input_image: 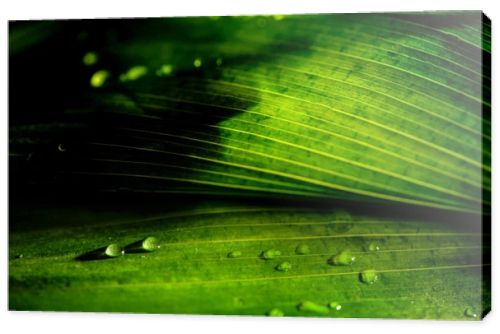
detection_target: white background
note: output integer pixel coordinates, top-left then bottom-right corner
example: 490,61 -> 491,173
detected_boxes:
0,0 -> 498,333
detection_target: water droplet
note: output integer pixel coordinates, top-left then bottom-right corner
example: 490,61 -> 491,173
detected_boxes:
297,301 -> 329,314
227,250 -> 242,258
120,66 -> 148,82
216,58 -> 223,66
57,144 -> 66,152
90,70 -> 110,88
105,244 -> 123,257
273,15 -> 285,21
368,241 -> 381,252
295,244 -> 310,255
124,236 -> 160,253
77,244 -> 124,261
330,209 -> 353,233
360,269 -> 379,284
328,302 -> 342,311
275,261 -> 292,272
260,249 -> 281,260
193,58 -> 202,68
267,308 -> 284,317
156,64 -> 173,77
82,52 -> 98,66
329,250 -> 356,266
142,237 -> 160,251
464,307 -> 478,318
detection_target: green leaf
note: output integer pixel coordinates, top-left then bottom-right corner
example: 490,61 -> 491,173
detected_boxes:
9,12 -> 490,212
9,11 -> 490,319
9,203 -> 489,319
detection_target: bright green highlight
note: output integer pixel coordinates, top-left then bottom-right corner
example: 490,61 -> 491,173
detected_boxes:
260,249 -> 281,260
297,301 -> 329,314
368,241 -> 381,252
464,307 -> 478,318
120,66 -> 148,82
330,250 -> 356,266
142,237 -> 160,252
360,269 -> 379,284
104,244 -> 123,257
90,70 -> 110,88
193,58 -> 202,68
9,204 -> 486,318
267,308 -> 284,316
8,12 -> 489,319
275,261 -> 292,272
156,64 -> 173,77
227,250 -> 242,258
328,302 -> 342,311
82,51 -> 98,66
295,244 -> 310,255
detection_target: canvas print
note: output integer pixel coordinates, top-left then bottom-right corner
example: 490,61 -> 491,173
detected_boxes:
9,11 -> 491,319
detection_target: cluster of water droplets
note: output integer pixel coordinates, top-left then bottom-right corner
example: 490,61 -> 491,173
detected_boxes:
83,49 -> 224,89
258,209 -> 385,316
76,236 -> 160,261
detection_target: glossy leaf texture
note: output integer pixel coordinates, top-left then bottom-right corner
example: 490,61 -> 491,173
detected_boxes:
9,11 -> 491,319
9,203 -> 490,318
9,12 -> 491,212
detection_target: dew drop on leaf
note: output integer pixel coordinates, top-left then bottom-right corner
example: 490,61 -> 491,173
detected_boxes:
328,302 -> 342,311
104,244 -> 123,257
295,244 -> 310,255
142,236 -> 160,252
82,51 -> 98,66
120,66 -> 148,82
124,236 -> 160,253
360,269 -> 379,284
275,261 -> 292,272
57,144 -> 66,152
297,301 -> 329,314
329,250 -> 355,266
261,249 -> 281,260
368,241 -> 381,252
267,308 -> 284,316
90,70 -> 110,88
156,64 -> 173,77
464,307 -> 478,318
193,58 -> 202,68
227,250 -> 242,258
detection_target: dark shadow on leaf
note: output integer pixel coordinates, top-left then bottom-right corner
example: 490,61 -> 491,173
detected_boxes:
9,17 -> 315,204
75,245 -> 123,261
